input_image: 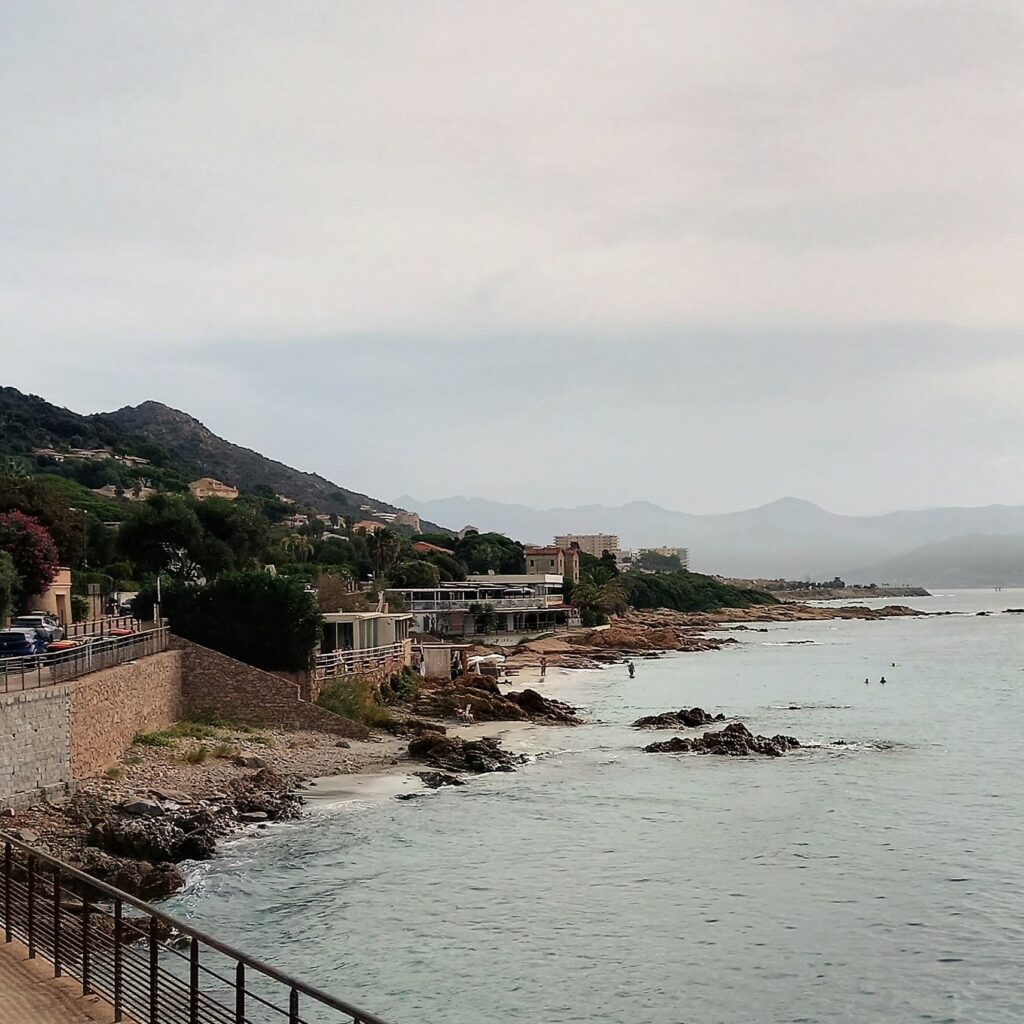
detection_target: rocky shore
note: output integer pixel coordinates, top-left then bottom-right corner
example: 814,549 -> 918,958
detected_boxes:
4,674 -> 579,900
489,601 -> 923,671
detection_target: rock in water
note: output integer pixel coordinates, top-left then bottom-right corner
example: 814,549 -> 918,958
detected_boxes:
408,733 -> 524,773
632,707 -> 726,729
414,771 -> 466,789
644,722 -> 801,757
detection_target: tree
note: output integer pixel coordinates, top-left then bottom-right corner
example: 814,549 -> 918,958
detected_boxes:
0,474 -> 88,566
0,511 -> 59,610
390,559 -> 441,588
148,572 -> 322,672
454,532 -> 525,574
636,550 -> 683,573
0,552 -> 19,623
282,533 -> 313,563
367,529 -> 403,582
118,494 -> 202,577
570,567 -> 628,626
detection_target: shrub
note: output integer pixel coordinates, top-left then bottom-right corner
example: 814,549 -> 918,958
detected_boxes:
317,676 -> 398,729
211,742 -> 239,759
181,746 -> 209,764
0,511 -> 59,609
133,730 -> 173,747
153,572 -> 322,672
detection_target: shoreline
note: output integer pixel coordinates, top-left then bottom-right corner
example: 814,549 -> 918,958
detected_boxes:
2,600 -> 926,900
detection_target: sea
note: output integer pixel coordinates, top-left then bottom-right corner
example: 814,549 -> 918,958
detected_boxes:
168,590 -> 1024,1024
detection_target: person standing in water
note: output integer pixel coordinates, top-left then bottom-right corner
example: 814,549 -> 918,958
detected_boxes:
627,660 -> 636,679
540,655 -> 547,678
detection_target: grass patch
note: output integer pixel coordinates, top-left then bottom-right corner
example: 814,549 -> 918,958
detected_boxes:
249,735 -> 273,747
317,675 -> 398,729
133,730 -> 174,747
180,746 -> 210,765
165,721 -> 218,740
211,742 -> 239,760
105,766 -> 124,780
123,754 -> 144,765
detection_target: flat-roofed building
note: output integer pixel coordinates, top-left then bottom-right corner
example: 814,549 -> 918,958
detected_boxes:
553,534 -> 620,558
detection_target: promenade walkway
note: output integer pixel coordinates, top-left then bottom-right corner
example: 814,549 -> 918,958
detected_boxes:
0,940 -> 108,1024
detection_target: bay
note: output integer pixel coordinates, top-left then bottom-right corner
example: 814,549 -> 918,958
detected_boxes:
169,590 -> 1024,1024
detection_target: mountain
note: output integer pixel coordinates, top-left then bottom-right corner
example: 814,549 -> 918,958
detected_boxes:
1,387 -> 445,531
396,494 -> 1024,581
851,534 -> 1024,588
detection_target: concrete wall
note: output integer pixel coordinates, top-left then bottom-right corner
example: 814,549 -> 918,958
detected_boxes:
176,640 -> 369,739
0,686 -> 71,809
69,650 -> 183,779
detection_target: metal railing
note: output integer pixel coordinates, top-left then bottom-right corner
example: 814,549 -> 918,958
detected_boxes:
66,615 -> 140,639
406,597 -> 561,612
0,627 -> 170,694
0,832 -> 391,1024
313,643 -> 407,680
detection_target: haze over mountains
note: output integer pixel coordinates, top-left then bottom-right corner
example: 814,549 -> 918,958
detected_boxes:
396,495 -> 1024,586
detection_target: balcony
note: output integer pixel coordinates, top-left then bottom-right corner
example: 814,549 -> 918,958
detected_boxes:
314,641 -> 409,680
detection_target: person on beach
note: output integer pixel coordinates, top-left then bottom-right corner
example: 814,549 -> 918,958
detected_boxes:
540,655 -> 547,677
627,660 -> 636,679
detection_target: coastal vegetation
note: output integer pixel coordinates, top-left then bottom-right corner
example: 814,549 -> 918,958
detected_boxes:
137,574 -> 323,672
623,571 -> 777,613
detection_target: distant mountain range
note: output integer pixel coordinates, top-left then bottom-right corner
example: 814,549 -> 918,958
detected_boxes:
0,387 -> 444,531
396,494 -> 1024,586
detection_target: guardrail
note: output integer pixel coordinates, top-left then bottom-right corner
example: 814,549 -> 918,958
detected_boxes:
406,598 -> 561,612
66,615 -> 140,639
314,643 -> 407,680
0,627 -> 170,694
0,831 -> 391,1024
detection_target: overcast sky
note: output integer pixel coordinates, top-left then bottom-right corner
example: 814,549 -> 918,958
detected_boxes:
2,1 -> 1023,515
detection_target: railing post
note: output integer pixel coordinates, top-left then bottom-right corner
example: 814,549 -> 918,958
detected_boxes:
149,914 -> 160,1022
81,895 -> 91,994
52,866 -> 61,976
27,854 -> 36,957
189,937 -> 199,1024
289,985 -> 299,1024
113,899 -> 123,1022
235,961 -> 245,1024
3,842 -> 10,943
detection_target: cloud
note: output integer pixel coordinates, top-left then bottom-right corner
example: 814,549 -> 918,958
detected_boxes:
1,0 -> 1023,352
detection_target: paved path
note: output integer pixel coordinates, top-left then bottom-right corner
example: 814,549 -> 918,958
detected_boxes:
0,940 -> 108,1023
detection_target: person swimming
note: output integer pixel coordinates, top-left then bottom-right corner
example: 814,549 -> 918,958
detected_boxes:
864,677 -> 870,684
880,676 -> 887,684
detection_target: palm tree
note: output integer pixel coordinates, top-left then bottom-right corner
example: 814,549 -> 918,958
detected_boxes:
368,529 -> 403,582
283,533 -> 312,563
570,567 -> 628,623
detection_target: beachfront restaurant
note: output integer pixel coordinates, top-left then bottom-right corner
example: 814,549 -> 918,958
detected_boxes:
386,575 -> 577,638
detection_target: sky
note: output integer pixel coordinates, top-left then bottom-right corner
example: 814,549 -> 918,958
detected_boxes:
2,1 -> 1023,515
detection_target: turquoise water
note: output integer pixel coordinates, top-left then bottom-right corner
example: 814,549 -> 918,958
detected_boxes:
171,591 -> 1024,1023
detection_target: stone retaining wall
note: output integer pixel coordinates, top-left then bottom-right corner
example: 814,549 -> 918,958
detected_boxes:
175,640 -> 369,739
0,686 -> 71,809
69,650 -> 183,779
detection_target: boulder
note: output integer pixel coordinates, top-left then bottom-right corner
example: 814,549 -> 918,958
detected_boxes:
644,722 -> 801,758
632,707 -> 725,729
232,755 -> 268,770
120,798 -> 165,817
407,734 -> 523,773
413,771 -> 466,789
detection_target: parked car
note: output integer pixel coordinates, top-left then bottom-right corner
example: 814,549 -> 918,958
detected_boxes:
11,614 -> 65,643
0,628 -> 45,658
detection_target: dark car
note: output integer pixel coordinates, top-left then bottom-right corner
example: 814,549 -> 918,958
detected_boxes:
0,628 -> 44,658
